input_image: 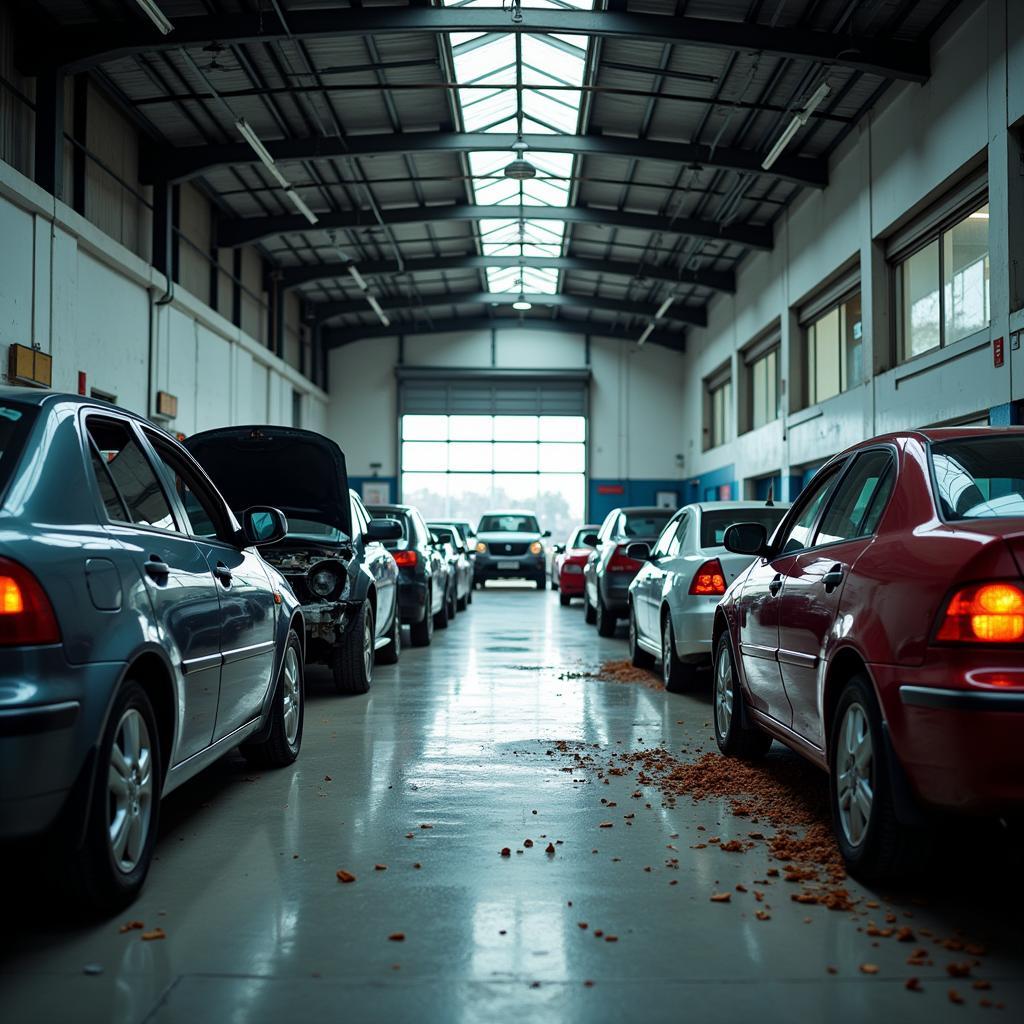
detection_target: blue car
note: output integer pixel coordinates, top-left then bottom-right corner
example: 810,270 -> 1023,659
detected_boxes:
0,388 -> 304,911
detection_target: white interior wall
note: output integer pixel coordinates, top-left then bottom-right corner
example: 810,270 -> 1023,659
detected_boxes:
681,0 -> 1023,493
325,328 -> 686,483
0,159 -> 326,435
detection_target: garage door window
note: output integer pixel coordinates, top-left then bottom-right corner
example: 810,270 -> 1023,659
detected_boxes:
401,414 -> 585,540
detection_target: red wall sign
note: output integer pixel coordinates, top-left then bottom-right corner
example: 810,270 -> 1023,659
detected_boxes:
994,336 -> 1005,368
597,484 -> 625,495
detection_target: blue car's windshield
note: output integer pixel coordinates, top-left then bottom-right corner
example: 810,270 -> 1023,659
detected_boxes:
479,514 -> 540,533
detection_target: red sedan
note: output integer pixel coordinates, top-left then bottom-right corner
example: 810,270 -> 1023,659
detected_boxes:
714,428 -> 1024,879
554,525 -> 599,606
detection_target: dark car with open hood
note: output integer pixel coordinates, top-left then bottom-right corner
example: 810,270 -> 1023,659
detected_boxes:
186,427 -> 403,694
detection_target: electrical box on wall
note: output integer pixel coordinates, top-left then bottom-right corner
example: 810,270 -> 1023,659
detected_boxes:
7,344 -> 52,389
153,391 -> 178,421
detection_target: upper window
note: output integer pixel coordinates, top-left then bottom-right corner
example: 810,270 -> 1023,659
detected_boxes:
749,347 -> 779,430
894,198 -> 990,363
621,509 -> 675,539
651,514 -> 684,558
778,465 -> 842,553
805,291 -> 862,406
705,371 -> 732,450
931,437 -> 1024,520
144,431 -> 225,540
85,418 -> 176,531
815,451 -> 895,545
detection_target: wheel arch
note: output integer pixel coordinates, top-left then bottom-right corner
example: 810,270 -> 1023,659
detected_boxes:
124,650 -> 176,781
822,645 -> 876,757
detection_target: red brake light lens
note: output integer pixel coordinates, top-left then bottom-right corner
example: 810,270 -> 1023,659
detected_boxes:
607,545 -> 641,573
0,558 -> 61,646
393,549 -> 418,568
936,582 -> 1024,643
689,558 -> 727,596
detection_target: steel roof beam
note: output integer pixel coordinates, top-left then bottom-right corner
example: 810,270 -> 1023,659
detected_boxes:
218,201 -> 773,250
142,129 -> 826,189
280,254 -> 735,293
321,315 -> 685,352
35,10 -> 929,83
313,290 -> 707,326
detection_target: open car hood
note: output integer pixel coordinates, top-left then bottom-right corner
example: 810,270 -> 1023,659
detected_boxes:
185,426 -> 351,537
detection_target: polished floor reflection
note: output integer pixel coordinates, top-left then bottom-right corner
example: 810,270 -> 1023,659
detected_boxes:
2,586 -> 1023,1023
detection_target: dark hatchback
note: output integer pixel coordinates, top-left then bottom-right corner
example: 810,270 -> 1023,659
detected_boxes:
186,428 -> 402,694
367,503 -> 450,646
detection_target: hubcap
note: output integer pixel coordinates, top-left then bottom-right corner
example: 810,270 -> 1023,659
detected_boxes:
107,708 -> 154,874
282,646 -> 300,747
363,614 -> 374,681
836,702 -> 874,847
714,646 -> 734,739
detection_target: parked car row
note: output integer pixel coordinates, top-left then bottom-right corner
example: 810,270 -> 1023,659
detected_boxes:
560,427 -> 1024,880
0,388 -> 475,912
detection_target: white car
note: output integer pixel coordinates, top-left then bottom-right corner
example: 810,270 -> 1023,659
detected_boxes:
626,501 -> 791,691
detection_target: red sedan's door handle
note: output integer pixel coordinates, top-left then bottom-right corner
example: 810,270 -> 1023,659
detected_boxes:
822,564 -> 844,593
768,574 -> 783,596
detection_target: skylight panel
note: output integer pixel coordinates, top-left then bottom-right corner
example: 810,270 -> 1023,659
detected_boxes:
445,0 -> 596,303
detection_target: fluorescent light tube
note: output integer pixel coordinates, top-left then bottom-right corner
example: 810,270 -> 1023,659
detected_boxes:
285,189 -> 318,225
236,118 -> 278,169
366,294 -> 390,327
347,265 -> 369,291
654,295 -> 675,319
135,0 -> 173,35
637,323 -> 655,347
762,82 -> 832,171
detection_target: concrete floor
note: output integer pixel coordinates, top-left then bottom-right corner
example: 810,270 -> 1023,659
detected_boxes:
2,586 -> 1023,1023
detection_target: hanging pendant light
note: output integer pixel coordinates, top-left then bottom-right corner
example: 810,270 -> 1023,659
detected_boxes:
504,136 -> 537,181
513,293 -> 532,311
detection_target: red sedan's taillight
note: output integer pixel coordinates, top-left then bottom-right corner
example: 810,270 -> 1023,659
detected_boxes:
607,546 -> 641,573
393,549 -> 418,568
689,558 -> 727,596
936,582 -> 1024,643
0,557 -> 61,646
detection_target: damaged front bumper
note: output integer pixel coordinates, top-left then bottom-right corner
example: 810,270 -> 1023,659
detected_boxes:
299,600 -> 361,645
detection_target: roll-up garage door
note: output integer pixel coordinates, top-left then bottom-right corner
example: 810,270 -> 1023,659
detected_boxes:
396,369 -> 589,418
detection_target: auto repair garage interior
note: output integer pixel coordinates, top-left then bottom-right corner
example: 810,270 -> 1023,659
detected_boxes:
2,0 -> 1024,1021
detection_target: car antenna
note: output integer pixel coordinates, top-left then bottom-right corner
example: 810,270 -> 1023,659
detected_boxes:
765,482 -> 775,507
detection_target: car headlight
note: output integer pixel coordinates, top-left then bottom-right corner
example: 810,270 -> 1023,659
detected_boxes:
476,542 -> 487,553
530,541 -> 543,555
308,560 -> 345,599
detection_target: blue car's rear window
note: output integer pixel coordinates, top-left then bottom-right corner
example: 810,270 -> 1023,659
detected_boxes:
0,402 -> 36,497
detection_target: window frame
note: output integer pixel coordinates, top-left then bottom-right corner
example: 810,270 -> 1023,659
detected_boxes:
888,174 -> 990,366
800,280 -> 862,408
773,461 -> 848,556
81,413 -> 182,537
651,512 -> 684,558
141,428 -> 235,545
926,434 -> 1024,523
811,448 -> 897,548
704,364 -> 733,451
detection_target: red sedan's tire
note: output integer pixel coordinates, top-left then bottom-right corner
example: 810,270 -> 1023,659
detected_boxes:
559,593 -> 571,607
828,674 -> 926,881
713,635 -> 772,760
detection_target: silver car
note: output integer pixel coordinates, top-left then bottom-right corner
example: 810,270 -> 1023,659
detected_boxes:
626,501 -> 790,691
0,388 -> 304,911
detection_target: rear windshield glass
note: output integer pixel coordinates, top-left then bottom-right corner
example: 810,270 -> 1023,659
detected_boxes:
701,508 -> 789,547
0,402 -> 34,494
479,514 -> 540,533
368,509 -> 411,541
431,525 -> 456,544
931,437 -> 1024,519
570,527 -> 596,548
621,511 -> 674,537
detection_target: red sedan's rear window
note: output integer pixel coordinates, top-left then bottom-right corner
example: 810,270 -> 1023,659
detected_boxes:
931,437 -> 1024,519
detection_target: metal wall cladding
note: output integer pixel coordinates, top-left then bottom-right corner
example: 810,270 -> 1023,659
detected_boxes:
399,379 -> 587,418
